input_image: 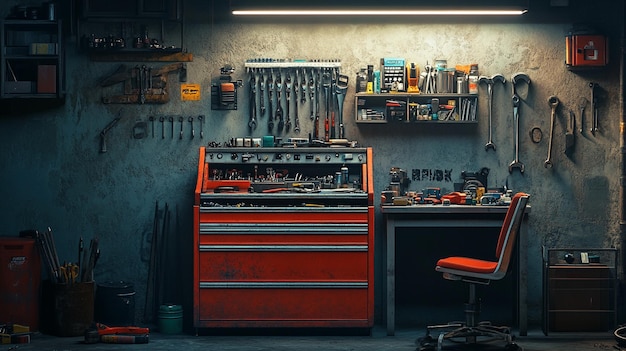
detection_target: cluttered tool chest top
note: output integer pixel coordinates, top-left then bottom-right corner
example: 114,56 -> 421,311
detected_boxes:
193,146 -> 374,329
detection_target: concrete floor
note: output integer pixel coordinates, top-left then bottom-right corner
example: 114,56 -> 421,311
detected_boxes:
0,326 -> 617,351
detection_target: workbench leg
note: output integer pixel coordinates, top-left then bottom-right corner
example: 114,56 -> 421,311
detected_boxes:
386,218 -> 395,336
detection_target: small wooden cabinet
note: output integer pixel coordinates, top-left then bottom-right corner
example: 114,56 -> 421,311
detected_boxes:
1,20 -> 64,99
542,247 -> 617,334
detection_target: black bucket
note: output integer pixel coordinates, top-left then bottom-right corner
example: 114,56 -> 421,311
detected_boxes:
94,281 -> 135,326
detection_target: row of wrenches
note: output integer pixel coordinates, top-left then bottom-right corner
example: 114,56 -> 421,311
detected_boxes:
246,66 -> 349,141
147,115 -> 205,139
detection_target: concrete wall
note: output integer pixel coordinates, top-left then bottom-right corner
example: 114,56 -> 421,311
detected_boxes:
0,0 -> 623,327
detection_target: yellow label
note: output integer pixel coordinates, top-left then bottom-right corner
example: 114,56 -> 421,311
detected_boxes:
181,84 -> 201,101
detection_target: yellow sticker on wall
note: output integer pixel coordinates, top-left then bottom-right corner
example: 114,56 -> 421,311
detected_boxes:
181,84 -> 201,101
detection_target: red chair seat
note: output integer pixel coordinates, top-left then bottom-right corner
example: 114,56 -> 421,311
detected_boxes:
436,256 -> 498,274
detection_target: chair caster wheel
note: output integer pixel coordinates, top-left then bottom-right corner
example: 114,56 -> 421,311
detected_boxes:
505,342 -> 521,351
416,335 -> 435,351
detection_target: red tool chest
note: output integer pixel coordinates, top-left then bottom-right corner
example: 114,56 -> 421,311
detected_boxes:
193,146 -> 374,329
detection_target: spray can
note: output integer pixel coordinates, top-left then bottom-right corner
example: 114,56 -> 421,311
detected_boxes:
366,65 -> 374,93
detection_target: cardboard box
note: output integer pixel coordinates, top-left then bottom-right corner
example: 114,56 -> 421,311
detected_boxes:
37,65 -> 56,94
5,81 -> 33,94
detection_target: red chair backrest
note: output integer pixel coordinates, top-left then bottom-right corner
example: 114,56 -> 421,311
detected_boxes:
493,192 -> 530,274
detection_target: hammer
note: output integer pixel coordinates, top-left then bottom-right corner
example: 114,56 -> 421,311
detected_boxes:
478,74 -> 505,151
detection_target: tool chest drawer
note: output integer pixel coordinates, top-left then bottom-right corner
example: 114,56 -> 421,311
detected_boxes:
193,147 -> 374,329
542,247 -> 617,335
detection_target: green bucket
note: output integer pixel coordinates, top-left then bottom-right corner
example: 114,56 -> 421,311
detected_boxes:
158,304 -> 183,334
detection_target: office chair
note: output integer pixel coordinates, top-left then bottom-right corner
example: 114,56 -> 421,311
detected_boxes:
418,192 -> 530,351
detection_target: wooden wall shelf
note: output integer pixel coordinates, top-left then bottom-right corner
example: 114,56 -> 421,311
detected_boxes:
88,51 -> 192,62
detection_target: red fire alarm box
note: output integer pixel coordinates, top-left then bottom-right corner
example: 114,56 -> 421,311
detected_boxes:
566,33 -> 608,69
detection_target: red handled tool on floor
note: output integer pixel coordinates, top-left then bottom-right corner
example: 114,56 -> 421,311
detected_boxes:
84,323 -> 149,344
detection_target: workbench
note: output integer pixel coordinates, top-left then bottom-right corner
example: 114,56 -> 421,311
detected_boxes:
381,204 -> 530,336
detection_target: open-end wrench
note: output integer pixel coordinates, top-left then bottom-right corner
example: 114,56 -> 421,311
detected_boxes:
188,116 -> 194,139
149,116 -> 155,138
509,72 -> 531,173
301,68 -> 307,105
169,116 -> 174,139
577,97 -> 587,134
309,70 -> 315,120
159,116 -> 165,139
267,70 -> 274,132
322,70 -> 331,141
198,115 -> 204,139
275,71 -> 284,132
479,74 -> 505,151
259,69 -> 266,117
248,71 -> 257,131
315,69 -> 321,139
336,74 -> 349,139
544,96 -> 560,168
285,71 -> 292,132
590,82 -> 599,135
178,116 -> 184,140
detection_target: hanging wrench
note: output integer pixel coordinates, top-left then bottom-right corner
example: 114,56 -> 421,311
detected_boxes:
509,72 -> 531,173
248,69 -> 257,131
577,97 -> 587,134
479,74 -> 505,151
301,68 -> 307,105
336,74 -> 349,139
544,96 -> 560,168
309,70 -> 315,120
188,116 -> 194,139
275,71 -> 284,132
322,69 -> 331,141
198,115 -> 204,139
267,70 -> 274,132
178,116 -> 184,139
259,69 -> 266,117
159,116 -> 165,139
285,71 -> 292,132
590,82 -> 599,135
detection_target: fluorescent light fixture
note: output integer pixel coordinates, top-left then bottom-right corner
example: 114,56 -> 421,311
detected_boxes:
233,9 -> 527,16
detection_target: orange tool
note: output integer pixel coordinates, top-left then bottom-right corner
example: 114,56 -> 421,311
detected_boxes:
84,323 -> 149,344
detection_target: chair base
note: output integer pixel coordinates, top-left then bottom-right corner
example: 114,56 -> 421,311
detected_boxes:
418,322 -> 519,351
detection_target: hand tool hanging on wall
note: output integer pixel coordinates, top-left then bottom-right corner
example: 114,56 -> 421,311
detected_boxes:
509,72 -> 531,173
544,96 -> 560,168
99,63 -> 185,104
169,116 -> 174,139
309,70 -> 315,122
322,70 -> 331,141
565,109 -> 575,153
189,116 -> 195,139
301,68 -> 307,106
100,112 -> 122,153
589,82 -> 599,135
293,70 -> 300,133
267,70 -> 275,132
478,74 -> 505,151
178,116 -> 184,140
276,70 -> 284,132
330,68 -> 337,139
316,70 -> 321,139
248,70 -> 257,131
577,97 -> 587,134
259,70 -> 266,118
336,74 -> 348,139
285,71 -> 292,132
198,115 -> 205,139
159,116 -> 165,139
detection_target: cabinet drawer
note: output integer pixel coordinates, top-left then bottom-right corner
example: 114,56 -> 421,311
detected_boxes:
548,265 -> 611,279
548,289 -> 612,310
199,249 -> 368,281
549,311 -> 613,332
198,209 -> 368,224
197,287 -> 369,322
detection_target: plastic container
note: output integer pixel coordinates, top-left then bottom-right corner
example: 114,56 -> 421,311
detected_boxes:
158,304 -> 183,334
95,281 -> 135,326
0,237 -> 41,331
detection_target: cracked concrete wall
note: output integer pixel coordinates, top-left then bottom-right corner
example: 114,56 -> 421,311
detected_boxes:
0,0 -> 623,327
